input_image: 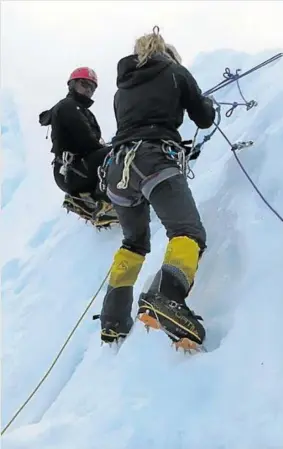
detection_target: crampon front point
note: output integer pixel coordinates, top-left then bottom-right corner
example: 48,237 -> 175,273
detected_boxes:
137,310 -> 204,353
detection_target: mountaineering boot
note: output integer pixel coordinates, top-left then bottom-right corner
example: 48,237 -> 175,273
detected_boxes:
100,286 -> 135,343
63,192 -> 101,219
62,193 -> 95,219
100,248 -> 145,343
137,236 -> 205,350
92,200 -> 120,228
62,194 -> 119,228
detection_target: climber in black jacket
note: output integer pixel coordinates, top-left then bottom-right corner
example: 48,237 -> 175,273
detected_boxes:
39,67 -> 117,225
99,28 -> 216,348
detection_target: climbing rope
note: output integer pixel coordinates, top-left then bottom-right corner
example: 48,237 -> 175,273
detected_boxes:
188,52 -> 283,224
194,52 -> 283,150
232,150 -> 283,223
116,140 -> 143,189
1,266 -> 111,436
213,122 -> 283,223
203,52 -> 283,97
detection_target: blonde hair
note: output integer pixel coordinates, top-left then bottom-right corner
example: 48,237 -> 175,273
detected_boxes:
134,26 -> 181,67
165,43 -> 182,65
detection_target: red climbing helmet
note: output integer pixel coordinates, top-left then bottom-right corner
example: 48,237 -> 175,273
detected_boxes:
67,67 -> 98,86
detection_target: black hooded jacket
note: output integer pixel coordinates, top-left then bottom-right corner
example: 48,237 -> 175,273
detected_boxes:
39,90 -> 103,157
112,54 -> 216,147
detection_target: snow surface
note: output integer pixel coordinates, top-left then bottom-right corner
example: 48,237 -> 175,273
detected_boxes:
2,49 -> 283,449
1,90 -> 27,207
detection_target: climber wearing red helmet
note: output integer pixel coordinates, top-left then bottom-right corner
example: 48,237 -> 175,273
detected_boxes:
67,67 -> 98,98
39,67 -> 118,228
68,67 -> 98,85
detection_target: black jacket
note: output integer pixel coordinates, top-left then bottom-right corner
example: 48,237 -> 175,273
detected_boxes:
39,91 -> 103,157
112,54 -> 215,147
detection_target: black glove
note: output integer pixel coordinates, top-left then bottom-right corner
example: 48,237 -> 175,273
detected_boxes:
181,140 -> 201,161
181,140 -> 193,156
188,145 -> 201,161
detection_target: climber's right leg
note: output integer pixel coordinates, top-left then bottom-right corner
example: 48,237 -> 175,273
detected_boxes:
137,173 -> 207,350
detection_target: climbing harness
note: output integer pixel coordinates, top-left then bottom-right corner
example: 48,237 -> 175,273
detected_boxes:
102,138 -> 192,192
59,151 -> 74,179
55,152 -> 88,181
188,52 -> 283,223
100,138 -> 192,194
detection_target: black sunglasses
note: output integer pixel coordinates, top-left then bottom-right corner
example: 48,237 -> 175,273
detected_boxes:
78,79 -> 96,90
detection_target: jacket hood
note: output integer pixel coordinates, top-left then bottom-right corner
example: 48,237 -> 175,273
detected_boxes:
116,54 -> 172,89
39,108 -> 53,126
38,91 -> 94,126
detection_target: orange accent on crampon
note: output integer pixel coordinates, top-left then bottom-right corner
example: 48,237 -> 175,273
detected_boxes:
174,338 -> 200,352
138,313 -> 161,330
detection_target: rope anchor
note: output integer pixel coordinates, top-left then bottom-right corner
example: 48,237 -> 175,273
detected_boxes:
232,140 -> 254,151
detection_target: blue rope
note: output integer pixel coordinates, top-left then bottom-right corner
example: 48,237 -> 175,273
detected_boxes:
203,52 -> 283,97
193,52 -> 282,150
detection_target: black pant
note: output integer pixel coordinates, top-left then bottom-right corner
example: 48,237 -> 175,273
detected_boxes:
106,141 -> 206,256
53,147 -> 109,198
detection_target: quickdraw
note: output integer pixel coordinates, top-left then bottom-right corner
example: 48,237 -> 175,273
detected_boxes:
98,140 -> 143,192
161,140 -> 189,177
97,149 -> 114,192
